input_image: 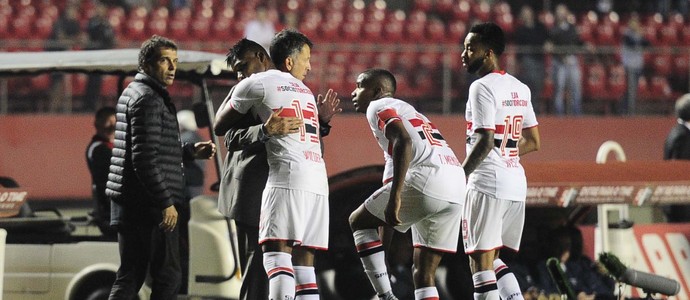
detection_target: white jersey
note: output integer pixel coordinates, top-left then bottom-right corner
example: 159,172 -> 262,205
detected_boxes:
230,69 -> 328,195
366,97 -> 465,203
465,71 -> 538,201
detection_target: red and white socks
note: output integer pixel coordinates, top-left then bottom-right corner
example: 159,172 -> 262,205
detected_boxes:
294,266 -> 319,300
494,259 -> 524,300
414,286 -> 439,300
264,251 -> 295,300
472,270 -> 499,300
353,229 -> 394,297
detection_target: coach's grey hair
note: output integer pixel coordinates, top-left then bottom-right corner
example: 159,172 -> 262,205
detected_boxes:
676,93 -> 690,121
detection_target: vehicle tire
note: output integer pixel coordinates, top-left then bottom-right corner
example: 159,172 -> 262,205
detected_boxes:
84,286 -> 110,300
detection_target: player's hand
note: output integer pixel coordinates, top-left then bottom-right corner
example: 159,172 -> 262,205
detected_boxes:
160,205 -> 178,232
317,89 -> 342,124
264,107 -> 302,136
193,140 -> 216,159
384,196 -> 402,226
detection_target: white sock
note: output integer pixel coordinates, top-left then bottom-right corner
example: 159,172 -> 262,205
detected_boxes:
294,266 -> 319,300
353,229 -> 392,296
472,270 -> 499,300
414,286 -> 439,300
494,259 -> 524,300
263,251 -> 295,300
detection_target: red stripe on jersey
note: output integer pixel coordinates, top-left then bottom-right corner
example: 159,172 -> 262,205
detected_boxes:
409,118 -> 424,127
383,177 -> 393,184
275,108 -> 297,117
356,240 -> 383,252
267,267 -> 294,277
492,70 -> 506,75
494,125 -> 505,134
302,109 -> 315,119
296,283 -> 318,291
377,108 -> 399,123
421,297 -> 439,300
466,122 -> 472,131
409,118 -> 438,129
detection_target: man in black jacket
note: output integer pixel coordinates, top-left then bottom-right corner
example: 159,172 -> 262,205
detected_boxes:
664,94 -> 690,222
106,35 -> 216,300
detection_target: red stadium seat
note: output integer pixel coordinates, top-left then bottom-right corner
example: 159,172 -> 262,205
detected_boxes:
471,1 -> 491,22
584,63 -> 607,99
384,20 -> 404,42
607,64 -> 626,100
659,24 -> 679,45
636,75 -> 651,101
362,21 -> 383,42
651,53 -> 673,77
30,74 -> 51,91
405,21 -> 426,42
680,26 -> 690,45
373,52 -> 396,70
414,0 -> 433,12
435,0 -> 454,15
595,23 -> 616,45
168,19 -> 190,41
673,54 -> 689,78
648,76 -> 672,101
451,0 -> 471,22
71,74 -> 88,97
341,22 -> 362,41
124,18 -> 147,40
495,12 -> 515,37
447,20 -> 467,43
11,16 -> 32,39
33,15 -> 54,39
426,18 -> 445,42
148,18 -> 168,36
319,21 -> 341,41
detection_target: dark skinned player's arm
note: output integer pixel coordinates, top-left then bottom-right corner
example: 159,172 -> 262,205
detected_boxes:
383,119 -> 412,225
519,126 -> 541,156
462,128 -> 494,176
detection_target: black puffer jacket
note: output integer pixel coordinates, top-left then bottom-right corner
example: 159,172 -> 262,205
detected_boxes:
106,72 -> 194,226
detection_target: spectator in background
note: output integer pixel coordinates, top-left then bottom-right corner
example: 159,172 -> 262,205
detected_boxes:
178,110 -> 206,200
620,13 -> 649,115
536,226 -> 616,300
514,5 -> 549,114
548,4 -> 583,115
85,1 -> 117,112
177,109 -> 206,294
244,5 -> 276,52
86,106 -> 117,240
663,94 -> 690,222
46,4 -> 82,112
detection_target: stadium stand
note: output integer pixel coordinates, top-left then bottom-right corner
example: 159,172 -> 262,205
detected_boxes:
1,0 -> 688,115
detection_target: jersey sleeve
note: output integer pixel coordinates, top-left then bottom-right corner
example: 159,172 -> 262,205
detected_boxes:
366,101 -> 402,135
468,81 -> 496,131
229,77 -> 265,114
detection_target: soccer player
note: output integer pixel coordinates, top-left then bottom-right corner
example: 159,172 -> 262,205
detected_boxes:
460,22 -> 541,300
349,69 -> 466,300
215,29 -> 332,300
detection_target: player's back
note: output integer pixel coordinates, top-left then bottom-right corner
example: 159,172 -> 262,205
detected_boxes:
366,97 -> 464,203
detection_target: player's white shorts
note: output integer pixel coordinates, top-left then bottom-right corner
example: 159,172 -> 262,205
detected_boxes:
364,183 -> 462,253
258,187 -> 329,250
462,188 -> 525,254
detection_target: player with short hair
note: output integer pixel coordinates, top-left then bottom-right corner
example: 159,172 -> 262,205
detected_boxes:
216,29 -> 335,300
349,69 -> 466,300
460,22 -> 541,300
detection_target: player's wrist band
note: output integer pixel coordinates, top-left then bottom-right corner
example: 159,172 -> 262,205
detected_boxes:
319,120 -> 331,137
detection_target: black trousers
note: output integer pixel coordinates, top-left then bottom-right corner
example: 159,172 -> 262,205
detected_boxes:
109,224 -> 181,300
236,222 -> 269,300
